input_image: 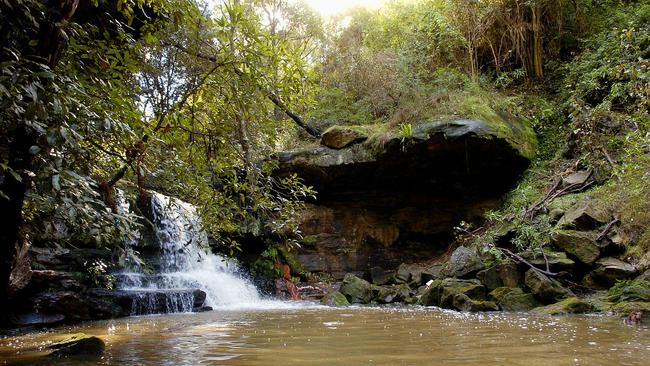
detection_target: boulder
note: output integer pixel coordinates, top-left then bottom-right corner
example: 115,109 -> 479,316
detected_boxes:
489,287 -> 540,311
441,246 -> 485,278
532,297 -> 595,315
518,250 -> 575,273
320,291 -> 351,306
369,266 -> 394,285
395,263 -> 426,285
524,269 -> 574,304
372,284 -> 411,304
320,126 -> 368,149
557,201 -> 610,231
439,278 -> 486,309
339,273 -> 372,304
417,279 -> 443,306
561,170 -> 593,188
476,262 -> 522,290
451,293 -> 499,312
48,333 -> 105,358
551,230 -> 601,264
421,264 -> 443,283
587,257 -> 637,287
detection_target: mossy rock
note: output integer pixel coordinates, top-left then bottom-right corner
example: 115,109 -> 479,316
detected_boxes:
518,250 -> 575,273
441,246 -> 485,279
557,200 -> 610,231
371,284 -> 411,304
277,118 -> 536,170
339,273 -> 372,304
525,269 -> 574,304
321,125 -> 369,149
451,293 -> 499,312
608,279 -> 650,302
489,287 -> 540,311
320,291 -> 350,306
609,301 -> 650,315
586,257 -> 637,288
417,279 -> 443,306
439,278 -> 486,309
47,333 -> 105,358
476,263 -> 522,290
532,297 -> 595,315
551,230 -> 601,265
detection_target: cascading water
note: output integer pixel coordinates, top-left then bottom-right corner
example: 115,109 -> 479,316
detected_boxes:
116,192 -> 263,314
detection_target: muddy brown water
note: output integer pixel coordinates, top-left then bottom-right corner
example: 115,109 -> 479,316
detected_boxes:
1,305 -> 649,365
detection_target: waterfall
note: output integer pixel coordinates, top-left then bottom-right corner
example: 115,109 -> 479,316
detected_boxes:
116,192 -> 262,314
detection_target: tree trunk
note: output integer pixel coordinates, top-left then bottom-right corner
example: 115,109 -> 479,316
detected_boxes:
0,0 -> 79,319
0,127 -> 34,317
531,5 -> 544,79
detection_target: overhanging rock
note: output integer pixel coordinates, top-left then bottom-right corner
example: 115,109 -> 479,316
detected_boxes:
274,118 -> 536,279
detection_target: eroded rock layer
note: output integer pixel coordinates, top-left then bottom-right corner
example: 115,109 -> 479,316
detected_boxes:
275,119 -> 536,279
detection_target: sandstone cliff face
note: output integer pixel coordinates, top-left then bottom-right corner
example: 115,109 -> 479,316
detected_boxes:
275,119 -> 536,279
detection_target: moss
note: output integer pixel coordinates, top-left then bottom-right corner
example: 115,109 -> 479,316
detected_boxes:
609,301 -> 650,315
320,291 -> 350,306
608,279 -> 650,303
532,297 -> 595,315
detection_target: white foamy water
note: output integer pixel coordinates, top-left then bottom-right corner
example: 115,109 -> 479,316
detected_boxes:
117,191 -> 292,312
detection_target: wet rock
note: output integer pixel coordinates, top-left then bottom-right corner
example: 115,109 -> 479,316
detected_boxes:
31,291 -> 88,321
557,201 -> 609,231
29,270 -> 86,292
297,282 -> 332,300
193,289 -> 207,307
476,262 -> 522,290
532,297 -> 595,315
275,278 -> 300,300
372,284 -> 411,304
421,264 -> 443,283
48,333 -> 105,358
417,279 -> 443,306
551,230 -> 601,264
10,312 -> 65,326
609,301 -> 650,320
369,266 -> 394,285
524,269 -> 574,304
441,246 -> 485,279
587,257 -> 637,287
395,263 -> 426,285
451,293 -> 499,312
321,291 -> 350,306
439,278 -> 486,309
519,250 -> 575,273
321,126 -> 368,149
193,306 -> 213,312
489,287 -> 540,311
339,273 -> 372,303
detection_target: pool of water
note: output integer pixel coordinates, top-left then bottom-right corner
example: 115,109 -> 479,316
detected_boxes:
2,305 -> 649,365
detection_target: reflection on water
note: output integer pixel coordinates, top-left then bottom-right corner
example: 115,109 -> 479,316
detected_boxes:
2,305 -> 649,366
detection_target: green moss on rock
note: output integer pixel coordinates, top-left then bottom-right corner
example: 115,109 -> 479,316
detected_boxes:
532,297 -> 595,315
320,291 -> 350,306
